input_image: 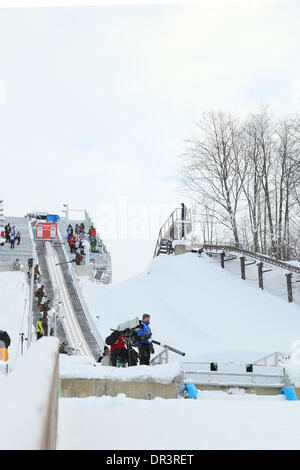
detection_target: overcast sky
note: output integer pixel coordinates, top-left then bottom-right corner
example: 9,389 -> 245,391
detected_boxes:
0,1 -> 300,282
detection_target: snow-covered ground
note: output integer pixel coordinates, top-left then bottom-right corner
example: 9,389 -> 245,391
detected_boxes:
2,252 -> 300,449
78,252 -> 300,364
60,354 -> 180,383
57,391 -> 300,450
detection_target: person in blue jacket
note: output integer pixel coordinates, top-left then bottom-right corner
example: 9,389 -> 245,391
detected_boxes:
137,314 -> 154,365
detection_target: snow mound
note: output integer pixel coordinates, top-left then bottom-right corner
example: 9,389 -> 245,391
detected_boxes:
78,252 -> 300,364
59,354 -> 180,384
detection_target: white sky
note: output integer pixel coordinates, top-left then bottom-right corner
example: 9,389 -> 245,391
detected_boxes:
0,0 -> 300,282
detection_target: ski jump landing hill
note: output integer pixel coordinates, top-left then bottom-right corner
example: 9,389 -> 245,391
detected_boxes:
1,205 -> 300,449
59,206 -> 300,401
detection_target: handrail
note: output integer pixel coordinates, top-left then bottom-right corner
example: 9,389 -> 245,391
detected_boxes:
85,210 -> 111,277
202,242 -> 300,275
153,207 -> 192,258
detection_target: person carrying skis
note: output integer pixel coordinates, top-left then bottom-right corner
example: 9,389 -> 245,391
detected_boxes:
136,314 -> 154,366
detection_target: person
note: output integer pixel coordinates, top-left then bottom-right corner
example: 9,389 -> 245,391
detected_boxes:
59,342 -> 68,355
89,226 -> 97,252
136,314 -> 154,366
105,330 -> 128,367
34,265 -> 40,282
40,298 -> 51,314
34,285 -> 45,306
41,315 -> 48,336
4,223 -> 11,243
97,346 -> 111,365
13,258 -> 21,271
10,226 -> 16,249
36,318 -> 44,340
75,250 -> 83,266
67,224 -> 73,242
0,330 -> 11,362
69,235 -> 76,254
15,231 -> 21,246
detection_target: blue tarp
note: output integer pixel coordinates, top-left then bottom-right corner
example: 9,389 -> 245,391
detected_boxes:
46,214 -> 60,222
182,383 -> 198,399
280,386 -> 298,401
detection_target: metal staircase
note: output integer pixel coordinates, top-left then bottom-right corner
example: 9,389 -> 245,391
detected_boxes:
153,205 -> 192,258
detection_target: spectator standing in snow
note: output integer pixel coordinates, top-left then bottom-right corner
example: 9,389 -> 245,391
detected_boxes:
67,224 -> 73,242
4,223 -> 11,243
59,342 -> 68,355
136,314 -> 154,366
13,258 -> 21,271
15,231 -> 21,246
75,250 -> 83,265
89,226 -> 97,252
36,318 -> 44,340
97,346 -> 111,365
10,226 -> 16,249
0,330 -> 11,362
69,235 -> 76,254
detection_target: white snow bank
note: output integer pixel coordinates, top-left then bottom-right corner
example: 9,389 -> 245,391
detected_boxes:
0,271 -> 27,367
0,337 -> 59,450
59,354 -> 180,384
57,391 -> 300,450
77,253 -> 300,363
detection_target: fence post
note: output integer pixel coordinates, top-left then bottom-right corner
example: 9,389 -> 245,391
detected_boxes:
240,257 -> 246,280
286,273 -> 293,303
221,251 -> 225,269
258,262 -> 263,290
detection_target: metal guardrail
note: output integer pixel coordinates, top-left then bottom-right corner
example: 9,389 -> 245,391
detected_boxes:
180,367 -> 285,390
253,352 -> 291,366
150,348 -> 169,365
153,207 -> 192,258
84,210 -> 111,280
202,242 -> 300,275
55,230 -> 105,358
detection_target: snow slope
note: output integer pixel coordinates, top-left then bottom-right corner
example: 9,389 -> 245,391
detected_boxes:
78,252 -> 300,363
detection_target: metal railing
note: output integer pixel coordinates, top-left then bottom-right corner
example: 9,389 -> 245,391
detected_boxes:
150,348 -> 169,365
84,210 -> 112,281
153,206 -> 192,258
253,352 -> 291,367
179,366 -> 285,391
202,242 -> 300,275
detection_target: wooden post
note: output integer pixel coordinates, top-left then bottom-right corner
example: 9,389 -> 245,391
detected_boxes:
286,273 -> 293,303
221,251 -> 225,269
258,262 -> 263,290
240,257 -> 246,280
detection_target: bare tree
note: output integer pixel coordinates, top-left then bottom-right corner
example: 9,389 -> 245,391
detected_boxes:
182,111 -> 246,244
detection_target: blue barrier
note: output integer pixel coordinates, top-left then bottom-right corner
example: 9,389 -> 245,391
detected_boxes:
182,383 -> 198,399
280,386 -> 297,401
